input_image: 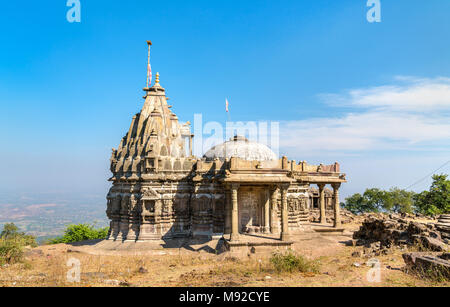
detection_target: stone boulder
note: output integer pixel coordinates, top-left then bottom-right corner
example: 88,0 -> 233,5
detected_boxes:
353,214 -> 448,256
402,252 -> 450,279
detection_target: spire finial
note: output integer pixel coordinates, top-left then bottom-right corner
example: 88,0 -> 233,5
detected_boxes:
146,41 -> 152,88
155,72 -> 160,85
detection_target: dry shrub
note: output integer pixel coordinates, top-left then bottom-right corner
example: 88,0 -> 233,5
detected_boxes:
0,238 -> 25,265
269,250 -> 320,274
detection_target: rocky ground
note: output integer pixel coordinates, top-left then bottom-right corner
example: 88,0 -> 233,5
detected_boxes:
0,215 -> 448,287
350,213 -> 450,279
352,213 -> 448,257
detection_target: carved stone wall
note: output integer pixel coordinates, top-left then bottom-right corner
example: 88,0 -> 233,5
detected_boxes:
190,183 -> 225,237
272,184 -> 309,232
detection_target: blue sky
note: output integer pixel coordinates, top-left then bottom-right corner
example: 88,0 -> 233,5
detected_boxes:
1,0 -> 450,205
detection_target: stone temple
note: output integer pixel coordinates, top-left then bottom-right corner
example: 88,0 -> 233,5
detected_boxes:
106,70 -> 347,249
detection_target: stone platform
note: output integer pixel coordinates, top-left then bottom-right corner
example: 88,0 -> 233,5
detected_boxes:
313,228 -> 345,234
222,234 -> 294,255
63,224 -> 355,258
66,238 -> 223,256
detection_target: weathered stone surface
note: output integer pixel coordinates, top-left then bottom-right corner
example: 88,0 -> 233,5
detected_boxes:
419,236 -> 447,252
436,214 -> 450,240
353,214 -> 448,257
403,252 -> 450,278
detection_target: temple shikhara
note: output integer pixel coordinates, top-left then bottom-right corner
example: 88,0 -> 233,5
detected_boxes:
106,44 -> 347,250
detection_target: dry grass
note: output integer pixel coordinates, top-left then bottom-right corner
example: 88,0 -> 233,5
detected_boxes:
0,236 -> 448,287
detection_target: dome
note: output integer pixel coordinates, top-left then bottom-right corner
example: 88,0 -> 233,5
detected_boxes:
203,136 -> 278,162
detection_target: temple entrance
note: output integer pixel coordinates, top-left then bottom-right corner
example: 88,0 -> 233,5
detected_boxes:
238,187 -> 268,233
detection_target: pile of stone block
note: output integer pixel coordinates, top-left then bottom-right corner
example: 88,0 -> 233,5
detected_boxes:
352,214 -> 448,257
436,214 -> 450,240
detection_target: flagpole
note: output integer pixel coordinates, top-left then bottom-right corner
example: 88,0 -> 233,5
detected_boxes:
225,99 -> 229,159
146,40 -> 152,88
226,98 -> 232,139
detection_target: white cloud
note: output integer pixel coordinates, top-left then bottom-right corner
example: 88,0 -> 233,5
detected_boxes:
279,77 -> 450,156
321,76 -> 450,112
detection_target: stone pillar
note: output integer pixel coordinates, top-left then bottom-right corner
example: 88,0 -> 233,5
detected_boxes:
189,135 -> 193,157
230,183 -> 240,241
264,189 -> 270,234
270,186 -> 279,234
280,184 -> 291,241
332,183 -> 341,228
224,189 -> 231,235
318,184 -> 326,224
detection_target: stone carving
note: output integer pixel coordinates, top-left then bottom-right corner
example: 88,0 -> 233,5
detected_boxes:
239,190 -> 262,233
129,194 -> 139,216
141,187 -> 160,200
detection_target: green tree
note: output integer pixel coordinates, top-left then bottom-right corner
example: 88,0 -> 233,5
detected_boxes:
0,223 -> 19,239
414,174 -> 450,216
343,189 -> 386,214
383,187 -> 415,214
49,224 -> 109,244
0,223 -> 37,265
0,223 -> 36,247
343,188 -> 416,214
362,188 -> 386,212
343,193 -> 366,214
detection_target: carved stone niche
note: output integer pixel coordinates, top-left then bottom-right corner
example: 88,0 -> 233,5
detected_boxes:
299,198 -> 307,210
288,198 -> 295,211
140,200 -> 153,217
129,194 -> 140,217
145,156 -> 157,173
